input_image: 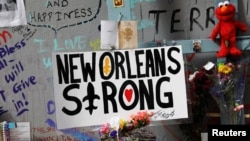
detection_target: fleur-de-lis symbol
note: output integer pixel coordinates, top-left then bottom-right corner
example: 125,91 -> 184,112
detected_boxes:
121,27 -> 133,41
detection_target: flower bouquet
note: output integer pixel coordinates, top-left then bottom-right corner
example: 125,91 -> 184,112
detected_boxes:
99,110 -> 154,141
181,54 -> 249,141
188,56 -> 249,125
209,57 -> 249,124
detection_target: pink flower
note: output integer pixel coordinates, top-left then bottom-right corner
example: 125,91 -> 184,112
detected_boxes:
99,110 -> 154,140
147,111 -> 154,117
100,123 -> 110,134
133,120 -> 138,127
234,104 -> 244,112
138,113 -> 145,121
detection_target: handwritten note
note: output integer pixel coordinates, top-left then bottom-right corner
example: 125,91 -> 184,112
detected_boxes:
101,20 -> 119,49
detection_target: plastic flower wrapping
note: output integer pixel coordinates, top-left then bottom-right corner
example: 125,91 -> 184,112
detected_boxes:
99,110 -> 154,141
188,56 -> 249,124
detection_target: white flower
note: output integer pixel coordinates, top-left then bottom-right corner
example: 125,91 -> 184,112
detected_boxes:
109,116 -> 121,130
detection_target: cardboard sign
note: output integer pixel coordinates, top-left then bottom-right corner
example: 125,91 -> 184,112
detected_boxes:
52,46 -> 188,129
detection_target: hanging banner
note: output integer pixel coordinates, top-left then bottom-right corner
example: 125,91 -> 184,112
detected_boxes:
52,46 -> 188,129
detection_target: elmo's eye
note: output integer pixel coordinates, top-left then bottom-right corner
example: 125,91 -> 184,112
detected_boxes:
224,1 -> 230,6
218,2 -> 223,8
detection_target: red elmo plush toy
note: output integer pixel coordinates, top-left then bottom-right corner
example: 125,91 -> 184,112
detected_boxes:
209,1 -> 247,58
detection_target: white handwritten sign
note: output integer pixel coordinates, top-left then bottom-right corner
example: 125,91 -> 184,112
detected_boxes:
52,46 -> 188,129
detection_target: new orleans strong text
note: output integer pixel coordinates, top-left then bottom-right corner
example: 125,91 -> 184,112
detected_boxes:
55,47 -> 182,115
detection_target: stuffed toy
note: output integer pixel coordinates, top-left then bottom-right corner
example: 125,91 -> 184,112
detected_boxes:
209,1 -> 247,58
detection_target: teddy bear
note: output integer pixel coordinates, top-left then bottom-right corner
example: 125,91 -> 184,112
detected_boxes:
209,1 -> 247,58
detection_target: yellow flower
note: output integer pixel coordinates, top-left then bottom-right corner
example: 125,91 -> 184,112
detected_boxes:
218,64 -> 232,74
119,118 -> 126,130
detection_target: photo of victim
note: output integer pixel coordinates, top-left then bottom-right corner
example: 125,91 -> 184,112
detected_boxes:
0,0 -> 17,12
